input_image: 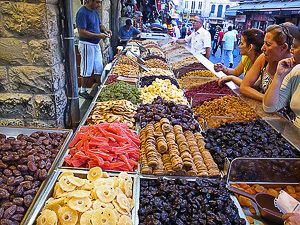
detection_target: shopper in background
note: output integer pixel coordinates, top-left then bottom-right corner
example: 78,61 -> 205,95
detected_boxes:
239,23 -> 293,101
263,22 -> 300,128
76,0 -> 112,99
118,18 -> 141,46
180,23 -> 187,38
174,16 -> 211,59
173,23 -> 181,38
215,28 -> 264,87
212,26 -> 220,56
213,27 -> 224,57
222,26 -> 237,68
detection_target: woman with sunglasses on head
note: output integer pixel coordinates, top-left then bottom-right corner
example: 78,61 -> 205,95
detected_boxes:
238,23 -> 293,101
263,23 -> 300,129
214,28 -> 264,87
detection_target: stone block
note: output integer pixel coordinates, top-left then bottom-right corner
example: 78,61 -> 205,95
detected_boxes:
35,95 -> 56,120
0,38 -> 31,65
24,119 -> 58,128
52,63 -> 66,91
46,4 -> 60,38
0,66 -> 8,92
0,93 -> 34,119
54,89 -> 67,118
0,118 -> 25,127
9,66 -> 53,94
28,38 -> 62,66
0,2 -> 48,38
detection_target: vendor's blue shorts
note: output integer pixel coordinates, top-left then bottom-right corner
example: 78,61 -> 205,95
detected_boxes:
78,40 -> 103,77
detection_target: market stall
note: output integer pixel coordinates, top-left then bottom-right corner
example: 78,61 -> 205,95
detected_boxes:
2,39 -> 299,225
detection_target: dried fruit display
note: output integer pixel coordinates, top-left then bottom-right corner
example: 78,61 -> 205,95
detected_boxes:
142,55 -> 167,62
36,169 -> 134,225
181,70 -> 217,78
186,80 -> 235,95
141,48 -> 165,59
64,123 -> 140,171
87,100 -> 137,129
140,120 -> 220,176
0,131 -> 68,224
178,77 -> 217,89
140,75 -> 179,88
141,68 -> 174,77
140,79 -> 188,105
136,96 -> 200,132
139,178 -> 246,225
144,59 -> 169,70
111,64 -> 139,77
105,75 -> 118,85
165,48 -> 191,59
115,56 -> 137,67
193,96 -> 258,128
203,119 -> 300,170
174,62 -> 207,78
97,81 -> 140,105
171,56 -> 199,70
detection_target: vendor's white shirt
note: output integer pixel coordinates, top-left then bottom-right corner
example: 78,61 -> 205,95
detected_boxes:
185,27 -> 211,55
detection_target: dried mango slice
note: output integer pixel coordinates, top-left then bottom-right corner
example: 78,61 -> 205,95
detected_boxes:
37,209 -> 58,225
80,210 -> 94,225
59,176 -> 76,192
68,176 -> 85,187
96,186 -> 116,203
91,208 -> 117,225
67,196 -> 92,212
58,206 -> 78,225
117,215 -> 132,225
88,167 -> 103,182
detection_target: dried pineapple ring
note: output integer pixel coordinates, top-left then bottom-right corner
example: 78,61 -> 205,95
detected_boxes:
128,198 -> 134,210
68,190 -> 90,198
45,198 -> 64,213
93,178 -> 115,188
67,196 -> 92,212
58,171 -> 74,180
113,177 -> 119,188
112,200 -> 128,215
92,200 -> 114,210
102,172 -> 109,178
80,180 -> 93,191
37,209 -> 58,225
53,183 -> 64,198
59,176 -> 76,192
96,185 -> 116,203
80,210 -> 94,225
87,167 -> 103,182
116,193 -> 130,212
124,181 -> 133,198
118,172 -> 131,182
68,176 -> 85,187
91,189 -> 98,199
58,206 -> 78,225
117,215 -> 133,225
91,208 -> 117,225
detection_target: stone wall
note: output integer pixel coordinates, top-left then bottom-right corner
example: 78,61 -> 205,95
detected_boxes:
100,0 -> 112,65
0,0 -> 66,127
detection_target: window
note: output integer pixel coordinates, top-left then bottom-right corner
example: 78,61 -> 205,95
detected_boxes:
191,1 -> 196,10
217,5 -> 223,17
198,2 -> 202,10
211,4 -> 215,13
185,1 -> 189,8
226,5 -> 230,10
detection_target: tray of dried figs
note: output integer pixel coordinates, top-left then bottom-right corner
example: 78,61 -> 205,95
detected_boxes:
30,167 -> 138,225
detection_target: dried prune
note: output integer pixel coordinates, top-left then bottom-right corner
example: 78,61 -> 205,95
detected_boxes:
3,205 -> 16,219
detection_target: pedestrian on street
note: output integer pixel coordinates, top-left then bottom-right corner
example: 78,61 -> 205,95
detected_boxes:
174,16 -> 211,59
212,27 -> 224,56
118,19 -> 141,47
222,26 -> 237,68
180,23 -> 187,38
76,0 -> 112,100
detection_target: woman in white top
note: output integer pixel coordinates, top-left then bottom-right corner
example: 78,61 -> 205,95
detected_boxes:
263,23 -> 300,129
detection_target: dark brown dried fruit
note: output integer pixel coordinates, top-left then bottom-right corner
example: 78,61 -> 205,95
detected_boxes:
3,205 -> 16,219
0,188 -> 9,199
24,195 -> 33,207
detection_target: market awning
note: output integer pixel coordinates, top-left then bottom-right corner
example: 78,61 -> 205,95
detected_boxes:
228,0 -> 300,12
225,10 -> 237,16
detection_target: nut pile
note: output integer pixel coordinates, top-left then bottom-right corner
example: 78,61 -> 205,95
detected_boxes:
141,68 -> 174,77
165,48 -> 191,59
186,80 -> 235,95
144,59 -> 169,70
37,168 -> 134,225
140,75 -> 179,88
178,77 -> 217,89
171,56 -> 199,70
193,96 -> 258,128
142,55 -> 167,62
87,100 -> 137,129
116,56 -> 137,67
0,131 -> 68,225
203,119 -> 300,170
98,81 -> 140,105
139,178 -> 246,225
181,70 -> 216,78
140,119 -> 220,176
140,79 -> 188,105
111,64 -> 139,77
174,62 -> 207,78
141,48 -> 165,59
136,97 -> 199,131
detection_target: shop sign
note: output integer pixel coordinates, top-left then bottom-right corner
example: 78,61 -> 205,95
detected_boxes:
252,14 -> 267,21
235,15 -> 246,22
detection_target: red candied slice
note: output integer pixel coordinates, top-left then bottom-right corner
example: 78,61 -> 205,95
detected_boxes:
88,160 -> 99,168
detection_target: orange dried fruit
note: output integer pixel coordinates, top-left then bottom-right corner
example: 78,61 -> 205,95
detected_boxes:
286,185 -> 296,194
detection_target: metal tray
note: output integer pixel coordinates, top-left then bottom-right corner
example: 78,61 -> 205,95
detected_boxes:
25,168 -> 139,225
136,176 -> 249,225
0,126 -> 73,225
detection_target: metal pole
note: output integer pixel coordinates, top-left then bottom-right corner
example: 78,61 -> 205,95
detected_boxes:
61,0 -> 80,129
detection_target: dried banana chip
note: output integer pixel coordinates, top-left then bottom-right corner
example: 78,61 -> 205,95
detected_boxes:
37,209 -> 58,225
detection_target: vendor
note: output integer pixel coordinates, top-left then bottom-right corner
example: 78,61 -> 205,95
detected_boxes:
118,18 -> 141,46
